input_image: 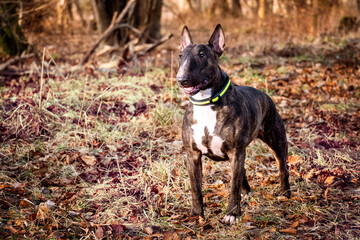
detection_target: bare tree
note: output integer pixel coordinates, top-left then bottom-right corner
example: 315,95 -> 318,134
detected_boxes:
231,0 -> 243,18
0,1 -> 28,56
91,0 -> 162,46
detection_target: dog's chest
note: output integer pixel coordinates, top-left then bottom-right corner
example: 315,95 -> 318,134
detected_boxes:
191,105 -> 224,157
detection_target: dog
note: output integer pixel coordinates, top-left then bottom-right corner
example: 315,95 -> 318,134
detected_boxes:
176,24 -> 290,224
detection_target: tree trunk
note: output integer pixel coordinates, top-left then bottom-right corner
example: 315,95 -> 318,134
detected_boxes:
0,2 -> 28,56
231,0 -> 242,17
187,0 -> 202,13
258,0 -> 266,19
92,0 -> 162,46
208,0 -> 229,16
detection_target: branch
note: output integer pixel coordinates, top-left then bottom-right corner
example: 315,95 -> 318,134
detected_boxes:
138,34 -> 174,55
0,53 -> 35,73
80,0 -> 136,66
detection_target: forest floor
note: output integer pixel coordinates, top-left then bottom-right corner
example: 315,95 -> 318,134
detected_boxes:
0,17 -> 360,239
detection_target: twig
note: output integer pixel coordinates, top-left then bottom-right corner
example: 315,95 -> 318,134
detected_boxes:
307,121 -> 326,127
271,76 -> 290,82
39,48 -> 45,108
0,53 -> 35,72
138,34 -> 173,55
80,0 -> 136,66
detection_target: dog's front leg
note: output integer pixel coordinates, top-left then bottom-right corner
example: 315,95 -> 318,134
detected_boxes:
224,149 -> 246,224
187,150 -> 204,217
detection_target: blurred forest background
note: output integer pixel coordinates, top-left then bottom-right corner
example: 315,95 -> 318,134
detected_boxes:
0,0 -> 359,239
1,0 -> 360,59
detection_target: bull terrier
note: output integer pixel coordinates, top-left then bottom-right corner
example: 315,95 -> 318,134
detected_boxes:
176,24 -> 290,224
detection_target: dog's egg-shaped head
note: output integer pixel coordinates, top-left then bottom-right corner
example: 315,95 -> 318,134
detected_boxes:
176,25 -> 225,96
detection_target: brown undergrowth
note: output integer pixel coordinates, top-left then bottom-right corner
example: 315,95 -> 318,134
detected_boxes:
1,21 -> 360,239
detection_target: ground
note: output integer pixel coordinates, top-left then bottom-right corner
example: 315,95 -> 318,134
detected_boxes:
0,18 -> 359,239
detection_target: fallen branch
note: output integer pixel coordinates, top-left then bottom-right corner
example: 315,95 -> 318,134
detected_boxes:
0,53 -> 35,72
120,34 -> 173,62
80,0 -> 136,66
138,34 -> 174,55
271,76 -> 290,82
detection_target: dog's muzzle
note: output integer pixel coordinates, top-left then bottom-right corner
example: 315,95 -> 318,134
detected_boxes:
177,77 -> 208,95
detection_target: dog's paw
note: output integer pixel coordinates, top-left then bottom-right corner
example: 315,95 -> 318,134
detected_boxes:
223,215 -> 237,224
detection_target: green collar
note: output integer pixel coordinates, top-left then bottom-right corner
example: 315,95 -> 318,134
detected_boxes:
189,75 -> 231,105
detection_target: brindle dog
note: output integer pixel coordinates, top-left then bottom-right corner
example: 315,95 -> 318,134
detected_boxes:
176,24 -> 290,224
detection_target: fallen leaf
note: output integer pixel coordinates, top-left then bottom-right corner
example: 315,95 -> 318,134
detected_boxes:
36,202 -> 51,222
163,230 -> 176,240
81,155 -> 97,166
171,168 -> 180,177
290,221 -> 300,228
4,225 -> 18,234
242,214 -> 255,223
95,225 -> 104,240
49,231 -> 64,239
279,228 -> 297,234
20,199 -> 33,208
288,155 -> 303,165
277,195 -> 289,202
324,187 -> 329,199
324,175 -> 336,185
264,192 -> 274,200
256,172 -> 264,178
12,182 -> 26,188
249,201 -> 257,207
144,226 -> 154,235
111,223 -> 125,235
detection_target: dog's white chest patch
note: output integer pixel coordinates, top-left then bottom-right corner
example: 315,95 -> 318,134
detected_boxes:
191,104 -> 224,157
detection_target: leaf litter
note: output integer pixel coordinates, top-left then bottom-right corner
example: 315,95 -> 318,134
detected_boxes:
1,21 -> 360,239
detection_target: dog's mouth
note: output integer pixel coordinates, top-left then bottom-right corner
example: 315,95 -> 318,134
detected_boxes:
180,80 -> 209,95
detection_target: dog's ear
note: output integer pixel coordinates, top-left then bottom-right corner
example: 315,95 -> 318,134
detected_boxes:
208,24 -> 225,56
180,26 -> 193,51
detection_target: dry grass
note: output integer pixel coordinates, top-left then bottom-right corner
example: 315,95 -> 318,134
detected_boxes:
1,32 -> 359,239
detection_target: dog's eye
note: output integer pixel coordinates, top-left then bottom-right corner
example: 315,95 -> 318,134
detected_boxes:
179,54 -> 183,59
199,53 -> 205,58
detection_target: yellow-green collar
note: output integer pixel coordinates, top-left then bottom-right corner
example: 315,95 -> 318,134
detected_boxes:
189,75 -> 231,105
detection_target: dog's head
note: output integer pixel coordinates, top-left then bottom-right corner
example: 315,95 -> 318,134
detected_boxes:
176,24 -> 225,95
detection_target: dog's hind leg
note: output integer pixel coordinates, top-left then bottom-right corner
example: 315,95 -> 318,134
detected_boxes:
242,170 -> 251,193
260,113 -> 291,198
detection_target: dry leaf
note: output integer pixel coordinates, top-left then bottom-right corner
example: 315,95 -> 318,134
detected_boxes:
81,155 -> 97,166
95,225 -> 104,240
290,221 -> 300,228
4,225 -> 18,234
277,195 -> 289,202
324,187 -> 329,199
264,192 -> 275,200
163,230 -> 176,240
36,202 -> 51,222
144,226 -> 154,235
242,214 -> 255,223
324,175 -> 336,185
20,199 -> 32,208
49,231 -> 64,239
279,228 -> 297,234
288,155 -> 303,165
